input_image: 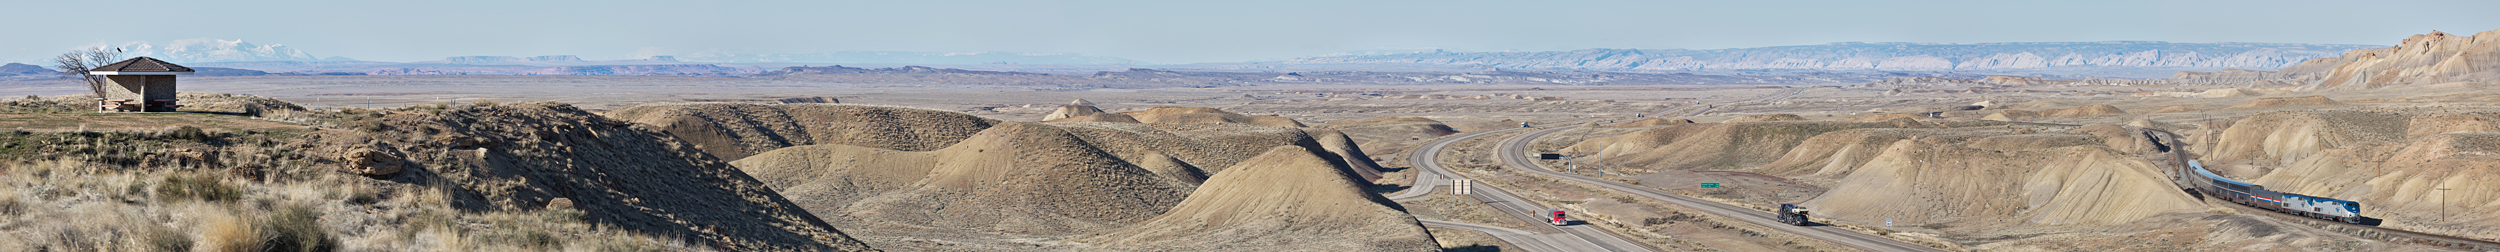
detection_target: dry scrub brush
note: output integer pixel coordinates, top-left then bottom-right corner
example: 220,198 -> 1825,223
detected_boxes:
0,103 -> 739,251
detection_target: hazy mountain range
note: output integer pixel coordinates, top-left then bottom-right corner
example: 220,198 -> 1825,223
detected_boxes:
96,39 -> 344,63
13,39 -> 2386,78
1282,42 -> 2383,75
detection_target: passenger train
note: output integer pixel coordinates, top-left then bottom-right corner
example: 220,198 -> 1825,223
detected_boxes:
2189,160 -> 2364,223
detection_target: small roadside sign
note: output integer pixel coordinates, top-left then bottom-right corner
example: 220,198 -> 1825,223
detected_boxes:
1700,182 -> 1721,189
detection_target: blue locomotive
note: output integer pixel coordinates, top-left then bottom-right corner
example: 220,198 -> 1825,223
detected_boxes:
2190,161 -> 2364,223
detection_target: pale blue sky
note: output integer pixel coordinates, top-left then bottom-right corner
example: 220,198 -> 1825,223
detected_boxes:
3,0 -> 2493,64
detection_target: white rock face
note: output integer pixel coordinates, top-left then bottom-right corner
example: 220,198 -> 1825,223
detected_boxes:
1286,42 -> 2382,72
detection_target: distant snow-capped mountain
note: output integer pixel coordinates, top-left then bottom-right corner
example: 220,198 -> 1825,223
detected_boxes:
1285,42 -> 2384,73
101,39 -> 327,63
678,51 -> 1142,65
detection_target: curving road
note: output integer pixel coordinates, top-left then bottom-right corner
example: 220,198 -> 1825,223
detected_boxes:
1506,125 -> 1944,252
1398,122 -> 1662,252
1394,86 -> 1819,252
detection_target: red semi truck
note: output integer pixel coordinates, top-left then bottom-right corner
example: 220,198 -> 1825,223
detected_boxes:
1549,209 -> 1569,226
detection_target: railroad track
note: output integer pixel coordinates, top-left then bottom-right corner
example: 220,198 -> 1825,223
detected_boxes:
1986,120 -> 2500,250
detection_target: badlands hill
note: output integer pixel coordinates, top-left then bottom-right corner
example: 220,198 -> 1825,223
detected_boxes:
1087,146 -> 1437,251
1800,135 -> 2201,227
2290,29 -> 2500,89
714,104 -> 1416,250
604,103 -> 999,161
1562,116 -> 2233,226
314,102 -> 877,250
1120,106 -> 1308,127
2196,109 -> 2500,240
0,97 -> 874,251
1563,118 -> 1944,171
732,122 -> 1196,235
1318,116 -> 1458,157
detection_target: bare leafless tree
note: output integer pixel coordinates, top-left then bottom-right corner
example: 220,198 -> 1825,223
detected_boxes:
52,47 -> 122,100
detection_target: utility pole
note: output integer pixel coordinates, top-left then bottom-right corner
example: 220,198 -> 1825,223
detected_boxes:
2438,187 -> 2452,223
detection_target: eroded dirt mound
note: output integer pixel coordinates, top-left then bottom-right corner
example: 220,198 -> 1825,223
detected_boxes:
1086,146 -> 1436,252
2198,88 -> 2261,98
1040,104 -> 1106,121
335,102 -> 875,250
2404,113 -> 2500,139
1840,113 -> 1924,122
2069,124 -> 2162,154
733,122 -> 1196,237
1054,122 -> 1360,176
2150,105 -> 2196,113
1122,106 -> 1306,127
1754,128 -> 2008,178
1606,118 -> 1695,128
2224,96 -> 2344,110
1318,116 -> 1458,157
1312,129 -> 1388,181
2247,132 -> 2500,241
734,114 -> 1385,250
2045,104 -> 2127,117
1982,110 -> 2041,121
1965,133 -> 2103,151
1806,139 -> 2202,227
1722,114 -> 1808,123
1045,112 -> 1141,123
604,103 -> 998,161
2208,110 -> 2409,164
1563,119 -> 1940,172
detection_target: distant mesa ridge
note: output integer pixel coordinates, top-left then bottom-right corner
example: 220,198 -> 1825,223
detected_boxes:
680,51 -> 1140,65
1284,41 -> 2381,72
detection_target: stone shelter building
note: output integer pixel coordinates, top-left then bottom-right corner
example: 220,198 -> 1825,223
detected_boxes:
89,57 -> 194,112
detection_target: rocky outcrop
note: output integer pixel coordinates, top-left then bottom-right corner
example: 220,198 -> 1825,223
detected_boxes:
2298,29 -> 2500,89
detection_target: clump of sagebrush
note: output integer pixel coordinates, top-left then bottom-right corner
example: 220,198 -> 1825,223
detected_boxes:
156,174 -> 242,203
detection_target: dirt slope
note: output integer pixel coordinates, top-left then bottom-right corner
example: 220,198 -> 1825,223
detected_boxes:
341,102 -> 876,250
2206,111 -> 2409,164
1806,139 -> 2203,227
604,103 -> 998,161
1085,146 -> 1437,251
2298,29 -> 2500,89
734,122 -> 1195,237
1312,129 -> 1388,180
1041,104 -> 1107,121
1563,119 -> 1938,171
2044,105 -> 2128,117
1317,116 -> 1458,157
1754,128 -> 2008,178
1722,114 -> 1808,123
2223,96 -> 2344,110
2221,112 -> 2500,241
1606,118 -> 1695,128
1122,106 -> 1306,127
1045,112 -> 1142,123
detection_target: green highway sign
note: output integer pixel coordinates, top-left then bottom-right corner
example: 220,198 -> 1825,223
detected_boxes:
1700,183 -> 1721,189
